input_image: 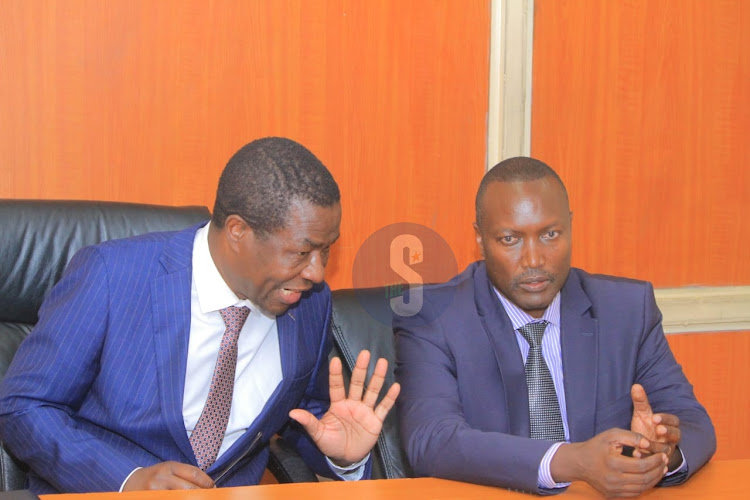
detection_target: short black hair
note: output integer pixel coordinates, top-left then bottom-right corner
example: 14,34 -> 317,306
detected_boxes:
475,156 -> 568,225
212,137 -> 340,236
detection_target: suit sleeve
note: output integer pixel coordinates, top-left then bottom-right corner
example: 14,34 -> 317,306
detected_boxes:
0,246 -> 147,492
634,282 -> 716,485
394,301 -> 557,495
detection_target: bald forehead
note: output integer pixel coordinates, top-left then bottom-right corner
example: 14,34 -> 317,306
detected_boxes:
476,177 -> 570,227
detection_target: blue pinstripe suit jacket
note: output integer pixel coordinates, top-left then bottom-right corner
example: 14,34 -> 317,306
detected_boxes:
0,223 -> 338,493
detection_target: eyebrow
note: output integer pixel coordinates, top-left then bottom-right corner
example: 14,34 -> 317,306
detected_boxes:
302,233 -> 340,248
496,222 -> 564,234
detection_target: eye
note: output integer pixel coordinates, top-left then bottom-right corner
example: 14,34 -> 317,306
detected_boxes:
542,230 -> 559,240
498,235 -> 518,245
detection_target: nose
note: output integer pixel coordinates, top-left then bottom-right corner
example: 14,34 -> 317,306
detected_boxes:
301,253 -> 326,284
521,238 -> 545,269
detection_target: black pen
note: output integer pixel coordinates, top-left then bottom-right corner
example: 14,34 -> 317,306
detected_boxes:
213,431 -> 263,485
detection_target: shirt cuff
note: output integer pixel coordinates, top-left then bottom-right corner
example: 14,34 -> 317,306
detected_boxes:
665,447 -> 687,477
538,442 -> 571,490
326,453 -> 369,481
120,467 -> 142,492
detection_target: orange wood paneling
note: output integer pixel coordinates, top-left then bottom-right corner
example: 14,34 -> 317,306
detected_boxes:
531,0 -> 750,288
667,330 -> 750,460
0,0 -> 490,290
533,1 -> 750,460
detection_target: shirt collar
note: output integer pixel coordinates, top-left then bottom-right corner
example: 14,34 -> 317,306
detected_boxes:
493,286 -> 561,330
193,222 -> 260,315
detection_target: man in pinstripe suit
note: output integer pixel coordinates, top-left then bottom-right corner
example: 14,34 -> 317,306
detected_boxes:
0,138 -> 399,493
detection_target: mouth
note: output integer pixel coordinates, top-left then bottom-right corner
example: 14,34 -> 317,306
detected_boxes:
278,287 -> 310,305
517,276 -> 551,293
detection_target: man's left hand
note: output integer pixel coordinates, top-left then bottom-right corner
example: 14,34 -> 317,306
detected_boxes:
630,383 -> 682,470
289,350 -> 401,466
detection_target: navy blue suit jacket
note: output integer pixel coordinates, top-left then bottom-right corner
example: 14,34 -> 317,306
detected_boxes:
394,262 -> 715,494
0,223 -> 341,493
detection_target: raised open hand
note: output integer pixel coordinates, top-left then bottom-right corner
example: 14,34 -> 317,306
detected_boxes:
289,350 -> 400,466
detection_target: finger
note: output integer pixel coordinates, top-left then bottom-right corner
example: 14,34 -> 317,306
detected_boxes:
328,356 -> 346,403
607,429 -> 652,452
656,424 -> 681,445
611,457 -> 668,494
653,413 -> 680,428
347,350 -> 371,401
640,440 -> 671,455
156,476 -> 205,490
288,409 -> 323,441
631,384 -> 653,418
362,358 -> 388,408
170,463 -> 214,489
609,451 -> 667,476
374,382 -> 401,421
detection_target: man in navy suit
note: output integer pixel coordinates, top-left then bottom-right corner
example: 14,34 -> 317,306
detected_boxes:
0,138 -> 399,493
394,157 -> 715,497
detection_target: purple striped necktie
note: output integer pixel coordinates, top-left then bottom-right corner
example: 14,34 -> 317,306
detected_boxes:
189,305 -> 251,470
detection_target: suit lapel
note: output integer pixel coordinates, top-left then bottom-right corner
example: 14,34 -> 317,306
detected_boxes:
474,263 -> 530,438
152,225 -> 203,463
559,270 -> 598,442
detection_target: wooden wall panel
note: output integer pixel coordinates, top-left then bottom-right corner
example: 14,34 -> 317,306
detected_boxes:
533,0 -> 750,460
0,0 -> 490,290
667,330 -> 750,460
531,0 -> 750,288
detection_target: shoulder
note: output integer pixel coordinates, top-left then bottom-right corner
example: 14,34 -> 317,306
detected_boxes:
573,268 -> 652,295
393,261 -> 483,329
69,223 -> 203,279
96,224 -> 198,253
569,268 -> 655,314
423,261 -> 483,300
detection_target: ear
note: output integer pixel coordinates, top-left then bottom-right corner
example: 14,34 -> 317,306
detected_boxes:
473,222 -> 485,259
224,214 -> 252,251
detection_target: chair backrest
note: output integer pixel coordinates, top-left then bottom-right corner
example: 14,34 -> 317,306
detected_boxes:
0,199 -> 210,490
329,288 -> 413,479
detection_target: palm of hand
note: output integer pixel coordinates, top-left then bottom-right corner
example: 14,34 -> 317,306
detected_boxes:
313,398 -> 383,464
288,351 -> 400,466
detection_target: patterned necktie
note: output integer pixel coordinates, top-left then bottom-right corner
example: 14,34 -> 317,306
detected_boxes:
518,321 -> 566,441
190,305 -> 251,470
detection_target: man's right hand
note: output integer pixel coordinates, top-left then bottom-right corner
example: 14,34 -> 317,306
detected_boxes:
550,428 -> 668,497
122,462 -> 215,491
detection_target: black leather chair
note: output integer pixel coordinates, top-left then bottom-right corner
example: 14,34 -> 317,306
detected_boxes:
0,199 -> 211,491
268,287 -> 413,481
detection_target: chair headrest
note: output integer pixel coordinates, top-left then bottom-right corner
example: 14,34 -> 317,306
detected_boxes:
0,199 -> 210,324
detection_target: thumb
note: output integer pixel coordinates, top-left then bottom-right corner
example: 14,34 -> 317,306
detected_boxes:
631,383 -> 652,417
289,409 -> 322,440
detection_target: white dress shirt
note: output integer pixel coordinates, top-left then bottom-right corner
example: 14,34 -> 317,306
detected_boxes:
183,222 -> 283,455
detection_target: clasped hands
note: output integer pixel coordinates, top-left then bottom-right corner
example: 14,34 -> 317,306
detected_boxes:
124,350 -> 399,491
551,384 -> 682,498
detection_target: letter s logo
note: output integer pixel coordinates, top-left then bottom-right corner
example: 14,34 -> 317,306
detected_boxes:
389,234 -> 423,316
